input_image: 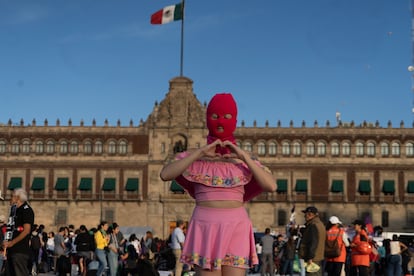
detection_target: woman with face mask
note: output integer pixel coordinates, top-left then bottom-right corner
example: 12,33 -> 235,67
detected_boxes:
160,93 -> 276,276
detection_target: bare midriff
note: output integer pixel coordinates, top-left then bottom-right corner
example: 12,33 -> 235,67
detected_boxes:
196,200 -> 243,208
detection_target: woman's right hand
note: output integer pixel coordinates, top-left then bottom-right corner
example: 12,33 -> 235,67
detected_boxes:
200,139 -> 223,158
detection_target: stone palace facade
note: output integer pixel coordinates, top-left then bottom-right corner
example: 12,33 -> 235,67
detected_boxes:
1,76 -> 413,238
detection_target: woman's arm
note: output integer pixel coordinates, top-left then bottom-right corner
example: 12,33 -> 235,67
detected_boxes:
160,140 -> 220,181
400,241 -> 408,252
224,141 -> 276,192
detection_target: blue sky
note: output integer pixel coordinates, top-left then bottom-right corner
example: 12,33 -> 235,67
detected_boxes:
0,0 -> 412,128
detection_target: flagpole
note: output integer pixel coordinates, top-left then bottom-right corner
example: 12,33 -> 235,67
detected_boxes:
180,0 -> 185,76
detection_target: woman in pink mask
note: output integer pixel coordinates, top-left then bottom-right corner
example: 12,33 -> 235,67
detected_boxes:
160,93 -> 276,276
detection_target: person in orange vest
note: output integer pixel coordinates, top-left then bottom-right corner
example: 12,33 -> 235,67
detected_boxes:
325,216 -> 349,276
350,219 -> 370,276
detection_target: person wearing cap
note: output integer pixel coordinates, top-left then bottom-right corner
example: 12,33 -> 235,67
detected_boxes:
350,219 -> 369,276
299,206 -> 326,275
325,216 -> 349,276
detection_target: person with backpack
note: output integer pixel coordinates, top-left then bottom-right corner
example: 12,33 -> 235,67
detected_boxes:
30,225 -> 42,275
324,216 -> 349,276
75,225 -> 93,276
120,244 -> 139,276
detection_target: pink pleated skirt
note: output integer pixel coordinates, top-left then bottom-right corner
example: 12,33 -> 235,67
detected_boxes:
180,205 -> 258,271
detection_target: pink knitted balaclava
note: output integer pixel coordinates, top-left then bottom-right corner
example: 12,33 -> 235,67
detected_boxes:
206,93 -> 237,154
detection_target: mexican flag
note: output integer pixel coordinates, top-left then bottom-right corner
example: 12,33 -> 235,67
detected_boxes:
150,3 -> 183,25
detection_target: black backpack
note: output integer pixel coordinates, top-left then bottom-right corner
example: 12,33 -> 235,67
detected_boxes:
30,234 -> 41,251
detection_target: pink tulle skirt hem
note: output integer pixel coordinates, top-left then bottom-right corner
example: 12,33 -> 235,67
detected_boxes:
180,205 -> 258,271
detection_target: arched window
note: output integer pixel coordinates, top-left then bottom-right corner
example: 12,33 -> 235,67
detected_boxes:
0,141 -> 6,154
70,141 -> 78,154
119,141 -> 128,155
236,141 -> 242,148
406,142 -> 414,157
268,142 -> 277,156
161,142 -> 166,153
11,141 -> 19,153
84,141 -> 92,154
331,142 -> 340,156
22,140 -> 30,154
94,141 -> 103,154
292,142 -> 301,156
306,142 -> 315,156
108,141 -> 117,154
342,142 -> 351,156
257,142 -> 266,156
367,142 -> 375,157
282,142 -> 290,155
317,142 -> 326,156
381,142 -> 389,156
35,141 -> 44,153
243,142 -> 253,152
356,142 -> 364,156
391,142 -> 400,156
60,141 -> 68,154
46,141 -> 55,154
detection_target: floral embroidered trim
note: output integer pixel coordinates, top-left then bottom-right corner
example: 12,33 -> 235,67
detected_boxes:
181,171 -> 251,187
181,252 -> 257,270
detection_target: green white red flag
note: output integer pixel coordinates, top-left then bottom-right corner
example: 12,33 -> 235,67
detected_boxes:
150,3 -> 183,25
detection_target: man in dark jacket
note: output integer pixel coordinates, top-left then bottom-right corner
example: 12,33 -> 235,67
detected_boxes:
299,206 -> 326,276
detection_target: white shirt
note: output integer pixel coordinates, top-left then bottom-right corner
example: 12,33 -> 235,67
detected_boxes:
342,232 -> 350,247
46,237 -> 55,251
171,227 -> 185,250
256,243 -> 263,254
390,240 -> 400,255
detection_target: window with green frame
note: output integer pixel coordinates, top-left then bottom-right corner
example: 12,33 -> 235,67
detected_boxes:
331,180 -> 344,193
8,177 -> 22,190
382,180 -> 395,195
79,178 -> 92,191
407,181 -> 414,193
170,180 -> 184,194
55,178 -> 69,191
125,178 -> 139,191
276,179 -> 288,193
358,180 -> 371,195
102,178 -> 116,191
31,177 -> 45,191
295,179 -> 307,193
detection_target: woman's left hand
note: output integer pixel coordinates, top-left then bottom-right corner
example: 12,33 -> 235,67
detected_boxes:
221,140 -> 247,160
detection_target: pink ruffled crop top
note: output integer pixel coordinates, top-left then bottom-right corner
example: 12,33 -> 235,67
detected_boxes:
174,151 -> 264,202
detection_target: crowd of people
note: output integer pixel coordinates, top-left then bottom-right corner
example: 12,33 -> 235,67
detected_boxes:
253,206 -> 414,276
0,217 -> 188,276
